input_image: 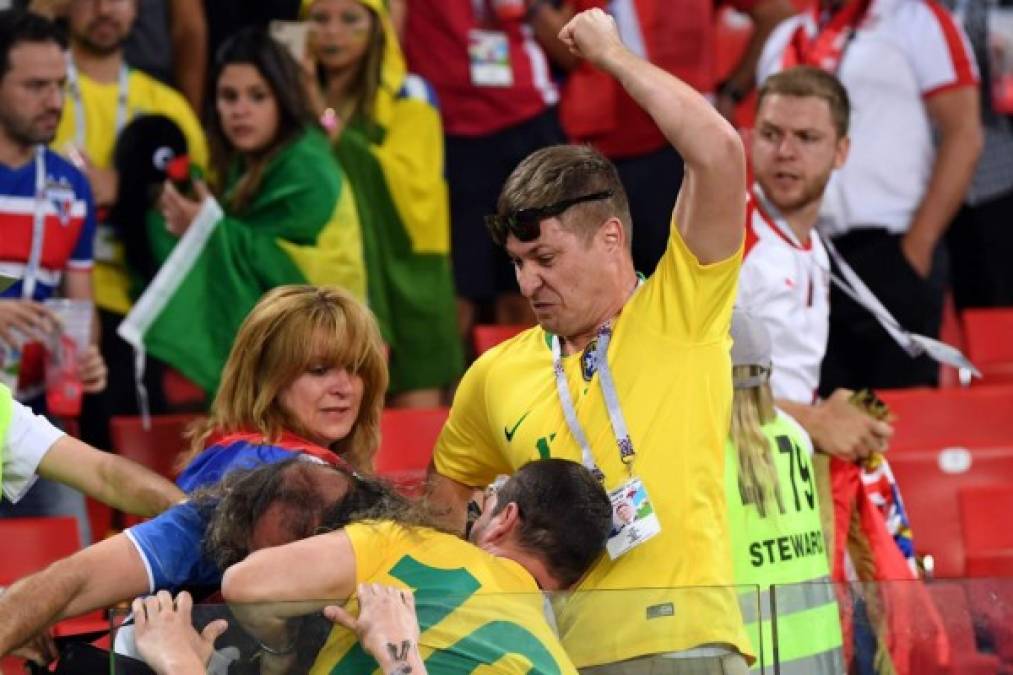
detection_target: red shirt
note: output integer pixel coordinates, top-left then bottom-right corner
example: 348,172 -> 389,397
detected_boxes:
560,0 -> 755,158
404,0 -> 559,136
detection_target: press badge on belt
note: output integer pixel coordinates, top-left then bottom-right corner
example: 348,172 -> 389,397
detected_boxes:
468,29 -> 513,87
606,477 -> 661,560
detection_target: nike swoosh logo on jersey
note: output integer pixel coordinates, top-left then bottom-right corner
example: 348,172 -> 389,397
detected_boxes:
504,411 -> 531,442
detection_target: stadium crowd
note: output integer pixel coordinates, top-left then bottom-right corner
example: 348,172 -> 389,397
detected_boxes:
0,0 -> 1011,673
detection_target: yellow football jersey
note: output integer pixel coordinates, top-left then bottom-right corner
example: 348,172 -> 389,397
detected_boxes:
434,223 -> 751,667
53,68 -> 209,315
310,521 -> 577,674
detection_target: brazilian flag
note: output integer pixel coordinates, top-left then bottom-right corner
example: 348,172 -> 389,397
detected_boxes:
118,128 -> 366,395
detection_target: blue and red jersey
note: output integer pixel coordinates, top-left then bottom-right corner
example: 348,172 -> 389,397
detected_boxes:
125,431 -> 346,591
0,148 -> 96,302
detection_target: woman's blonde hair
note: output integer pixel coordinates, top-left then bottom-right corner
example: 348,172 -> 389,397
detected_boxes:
730,365 -> 784,518
182,285 -> 388,472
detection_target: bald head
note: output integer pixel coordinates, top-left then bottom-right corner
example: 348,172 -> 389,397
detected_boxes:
203,460 -> 356,569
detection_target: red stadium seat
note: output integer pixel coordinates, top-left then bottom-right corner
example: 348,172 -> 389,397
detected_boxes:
86,496 -> 115,541
959,484 -> 1013,577
162,367 -> 206,410
963,309 -> 1013,386
110,414 -> 200,527
375,407 -> 449,491
0,516 -> 79,585
878,386 -> 1013,453
0,517 -> 107,636
109,414 -> 202,482
472,324 -> 528,357
890,448 -> 1013,578
927,584 -> 1002,674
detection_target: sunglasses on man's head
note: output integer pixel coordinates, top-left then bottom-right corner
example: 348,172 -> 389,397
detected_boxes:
485,190 -> 614,246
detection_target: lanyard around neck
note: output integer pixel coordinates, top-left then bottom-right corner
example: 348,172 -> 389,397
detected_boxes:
751,185 -> 980,375
66,54 -> 130,148
22,146 -> 48,300
784,0 -> 870,74
551,320 -> 637,484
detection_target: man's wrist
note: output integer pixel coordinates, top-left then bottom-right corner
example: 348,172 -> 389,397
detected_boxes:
373,638 -> 421,674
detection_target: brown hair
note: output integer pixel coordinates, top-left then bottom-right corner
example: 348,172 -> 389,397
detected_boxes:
208,27 -> 319,213
495,144 -> 633,249
201,459 -> 447,571
730,365 -> 785,518
182,285 -> 388,472
757,66 -> 851,138
490,459 -> 612,588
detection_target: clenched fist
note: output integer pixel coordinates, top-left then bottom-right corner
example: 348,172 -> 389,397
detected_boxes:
558,9 -> 627,70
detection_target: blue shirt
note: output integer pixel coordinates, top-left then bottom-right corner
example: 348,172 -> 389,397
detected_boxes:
126,436 -> 335,591
0,148 -> 96,301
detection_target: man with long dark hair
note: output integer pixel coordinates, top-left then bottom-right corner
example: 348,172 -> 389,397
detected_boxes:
219,458 -> 612,674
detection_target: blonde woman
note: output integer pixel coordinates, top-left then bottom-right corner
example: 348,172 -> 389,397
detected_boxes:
302,0 -> 462,407
0,285 -> 389,660
725,310 -> 843,674
175,283 -> 387,487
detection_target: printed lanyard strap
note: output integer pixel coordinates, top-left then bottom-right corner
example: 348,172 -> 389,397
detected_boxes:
753,186 -> 980,376
783,0 -> 870,74
22,146 -> 48,300
66,56 -> 130,148
552,323 -> 636,483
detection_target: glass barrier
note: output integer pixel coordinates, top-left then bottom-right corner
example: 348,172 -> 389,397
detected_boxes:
24,578 -> 1009,673
770,577 -> 1013,675
100,586 -> 763,674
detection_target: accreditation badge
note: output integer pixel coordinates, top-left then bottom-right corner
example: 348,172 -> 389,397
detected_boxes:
468,29 -> 513,87
606,477 -> 661,560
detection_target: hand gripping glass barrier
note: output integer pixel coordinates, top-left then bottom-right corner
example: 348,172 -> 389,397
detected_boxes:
95,585 -> 764,674
74,578 -> 1013,674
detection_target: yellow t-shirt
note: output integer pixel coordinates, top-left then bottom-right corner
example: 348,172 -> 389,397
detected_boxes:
52,68 -> 210,314
433,223 -> 750,667
310,521 -> 577,674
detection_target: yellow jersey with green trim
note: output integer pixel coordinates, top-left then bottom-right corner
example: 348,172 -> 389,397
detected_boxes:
53,68 -> 209,315
433,223 -> 750,667
309,521 -> 577,674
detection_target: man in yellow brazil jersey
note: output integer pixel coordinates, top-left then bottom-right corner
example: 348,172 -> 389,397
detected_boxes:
219,458 -> 612,674
428,8 -> 750,673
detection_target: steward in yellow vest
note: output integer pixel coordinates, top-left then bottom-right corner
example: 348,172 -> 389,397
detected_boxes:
725,311 -> 844,674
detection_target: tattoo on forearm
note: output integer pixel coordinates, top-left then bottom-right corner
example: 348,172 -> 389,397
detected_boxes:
385,640 -> 414,674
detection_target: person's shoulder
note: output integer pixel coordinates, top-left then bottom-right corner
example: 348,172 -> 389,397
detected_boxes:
41,148 -> 87,182
129,69 -> 194,112
272,128 -> 341,179
875,0 -> 955,33
40,149 -> 91,197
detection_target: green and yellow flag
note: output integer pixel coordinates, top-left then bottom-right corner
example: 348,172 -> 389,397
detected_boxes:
119,128 -> 366,395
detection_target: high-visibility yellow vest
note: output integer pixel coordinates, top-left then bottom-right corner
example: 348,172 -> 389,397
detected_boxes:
0,383 -> 15,492
724,412 -> 844,674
